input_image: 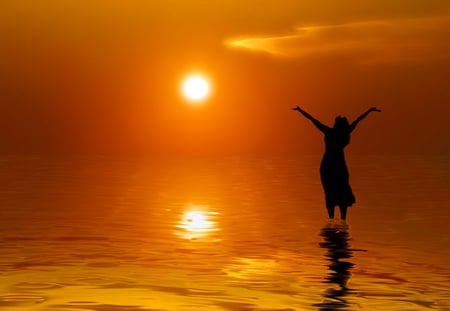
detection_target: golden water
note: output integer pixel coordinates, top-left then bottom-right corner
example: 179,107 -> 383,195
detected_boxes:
0,155 -> 449,310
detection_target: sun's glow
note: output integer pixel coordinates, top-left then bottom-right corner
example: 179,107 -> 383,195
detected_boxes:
181,75 -> 211,103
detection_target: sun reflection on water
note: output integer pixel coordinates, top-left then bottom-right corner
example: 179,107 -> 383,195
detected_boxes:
176,205 -> 220,241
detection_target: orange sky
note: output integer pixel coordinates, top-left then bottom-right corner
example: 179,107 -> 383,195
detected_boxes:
1,0 -> 450,155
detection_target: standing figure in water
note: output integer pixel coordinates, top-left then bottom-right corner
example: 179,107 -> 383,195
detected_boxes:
293,106 -> 381,223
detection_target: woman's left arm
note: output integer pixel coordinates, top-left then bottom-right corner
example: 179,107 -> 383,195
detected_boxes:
292,106 -> 330,133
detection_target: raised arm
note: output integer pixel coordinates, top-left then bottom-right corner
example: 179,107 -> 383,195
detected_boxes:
350,107 -> 381,132
292,106 -> 330,133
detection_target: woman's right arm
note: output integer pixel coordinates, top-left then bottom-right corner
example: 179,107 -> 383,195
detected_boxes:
349,107 -> 381,132
292,106 -> 329,133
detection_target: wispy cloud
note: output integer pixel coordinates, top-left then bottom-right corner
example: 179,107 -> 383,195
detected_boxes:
226,16 -> 450,64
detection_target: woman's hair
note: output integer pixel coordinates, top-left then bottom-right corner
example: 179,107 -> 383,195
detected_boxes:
333,116 -> 350,130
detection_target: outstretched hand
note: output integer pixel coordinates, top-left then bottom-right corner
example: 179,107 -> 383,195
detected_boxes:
370,107 -> 381,112
292,106 -> 301,111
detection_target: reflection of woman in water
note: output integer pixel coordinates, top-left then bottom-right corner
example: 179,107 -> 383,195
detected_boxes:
293,106 -> 381,222
315,226 -> 355,310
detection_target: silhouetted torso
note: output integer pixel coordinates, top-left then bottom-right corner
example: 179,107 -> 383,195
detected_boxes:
320,128 -> 355,207
324,128 -> 350,156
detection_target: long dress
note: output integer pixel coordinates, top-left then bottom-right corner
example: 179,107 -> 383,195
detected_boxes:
320,128 -> 356,207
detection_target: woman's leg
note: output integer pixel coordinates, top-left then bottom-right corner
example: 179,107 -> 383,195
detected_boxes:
326,202 -> 335,219
339,205 -> 348,221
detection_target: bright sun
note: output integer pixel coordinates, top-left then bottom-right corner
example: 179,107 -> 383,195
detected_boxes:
181,75 -> 211,103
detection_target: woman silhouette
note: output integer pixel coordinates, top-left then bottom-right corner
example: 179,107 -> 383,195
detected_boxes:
293,106 -> 381,222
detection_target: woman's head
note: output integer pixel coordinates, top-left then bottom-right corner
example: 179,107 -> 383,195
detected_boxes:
334,116 -> 349,130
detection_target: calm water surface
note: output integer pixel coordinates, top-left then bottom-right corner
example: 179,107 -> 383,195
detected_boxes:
0,155 -> 449,311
